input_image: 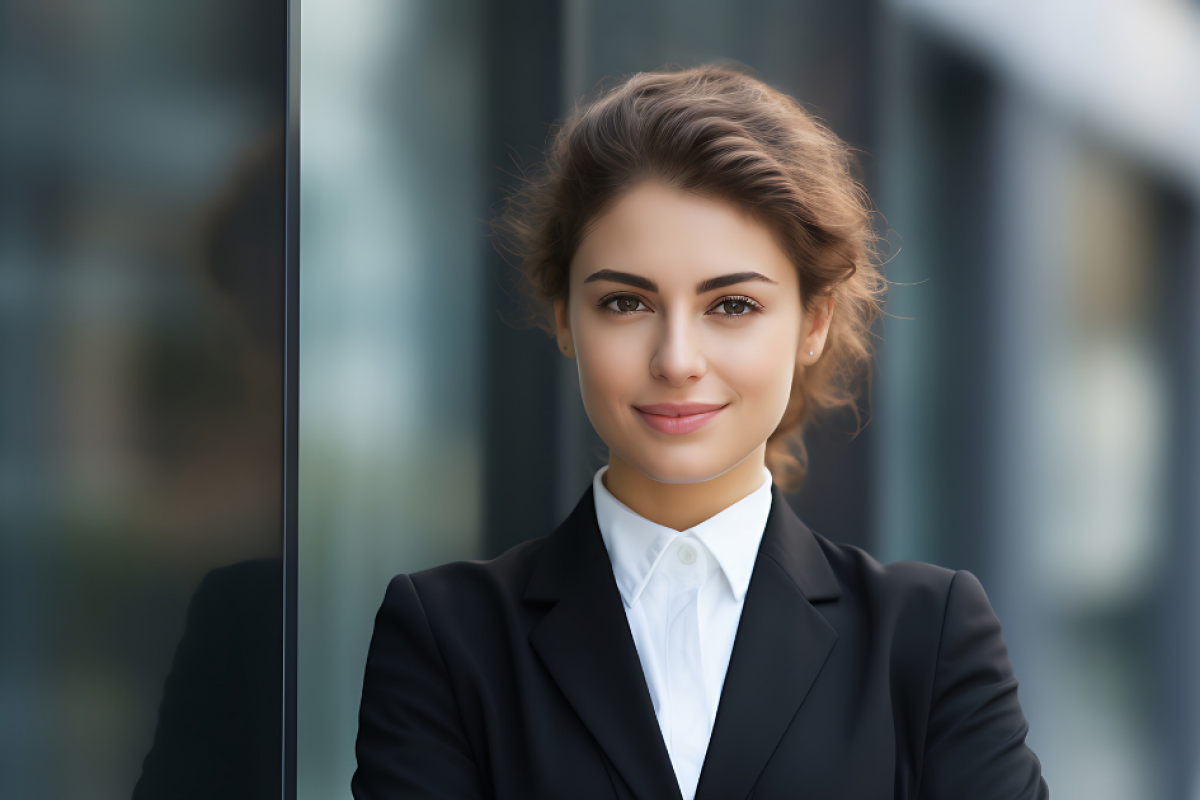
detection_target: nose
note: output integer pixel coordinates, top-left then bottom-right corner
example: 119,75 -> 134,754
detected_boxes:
649,313 -> 706,387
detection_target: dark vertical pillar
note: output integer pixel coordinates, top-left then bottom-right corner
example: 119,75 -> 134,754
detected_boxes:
283,2 -> 300,798
481,0 -> 566,557
916,41 -> 1000,578
876,28 -> 1000,575
1153,187 -> 1199,800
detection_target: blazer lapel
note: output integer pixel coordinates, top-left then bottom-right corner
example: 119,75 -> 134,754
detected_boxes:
526,488 -> 683,800
695,487 -> 842,800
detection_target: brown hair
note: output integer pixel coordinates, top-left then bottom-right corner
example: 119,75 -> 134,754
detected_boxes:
495,64 -> 885,491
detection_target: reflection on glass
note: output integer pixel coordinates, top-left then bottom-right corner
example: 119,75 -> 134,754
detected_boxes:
0,3 -> 286,799
133,128 -> 286,800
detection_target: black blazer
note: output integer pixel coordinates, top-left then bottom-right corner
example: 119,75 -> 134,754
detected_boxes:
353,486 -> 1048,800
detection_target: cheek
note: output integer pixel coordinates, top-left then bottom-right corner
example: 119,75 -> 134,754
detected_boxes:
574,315 -> 646,413
706,323 -> 798,411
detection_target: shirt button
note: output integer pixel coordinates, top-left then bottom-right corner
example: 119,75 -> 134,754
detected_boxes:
677,544 -> 697,565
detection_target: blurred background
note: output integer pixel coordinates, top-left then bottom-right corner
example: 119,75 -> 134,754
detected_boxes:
0,0 -> 288,798
3,0 -> 1198,799
298,1 -> 1200,799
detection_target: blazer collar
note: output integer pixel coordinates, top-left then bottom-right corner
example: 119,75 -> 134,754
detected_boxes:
525,484 -> 841,800
523,484 -> 840,603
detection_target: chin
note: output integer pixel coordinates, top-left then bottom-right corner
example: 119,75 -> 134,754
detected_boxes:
624,448 -> 748,485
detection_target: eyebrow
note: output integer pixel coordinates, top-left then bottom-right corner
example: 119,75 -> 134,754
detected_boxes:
695,271 -> 778,293
582,269 -> 777,294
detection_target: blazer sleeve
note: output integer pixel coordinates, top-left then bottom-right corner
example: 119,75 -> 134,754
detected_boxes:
918,570 -> 1049,800
351,574 -> 486,800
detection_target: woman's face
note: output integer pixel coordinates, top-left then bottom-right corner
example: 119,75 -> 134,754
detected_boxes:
555,180 -> 832,484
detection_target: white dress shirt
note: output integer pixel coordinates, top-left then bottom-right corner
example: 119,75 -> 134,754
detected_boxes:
592,465 -> 774,800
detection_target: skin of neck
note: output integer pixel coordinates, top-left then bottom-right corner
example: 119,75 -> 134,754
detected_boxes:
603,442 -> 771,531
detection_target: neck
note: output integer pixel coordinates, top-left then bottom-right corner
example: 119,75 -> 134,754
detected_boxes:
603,444 -> 770,531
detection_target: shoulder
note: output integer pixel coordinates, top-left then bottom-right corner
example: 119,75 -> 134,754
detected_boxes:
812,531 -> 957,606
804,530 -> 1000,649
377,536 -> 551,625
362,536 -> 566,710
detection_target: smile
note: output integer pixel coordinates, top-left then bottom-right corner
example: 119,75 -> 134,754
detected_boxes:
632,402 -> 728,435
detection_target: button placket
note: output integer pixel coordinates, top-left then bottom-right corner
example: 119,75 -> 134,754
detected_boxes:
663,535 -> 709,797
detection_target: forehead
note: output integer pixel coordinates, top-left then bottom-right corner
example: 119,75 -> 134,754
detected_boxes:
570,181 -> 797,289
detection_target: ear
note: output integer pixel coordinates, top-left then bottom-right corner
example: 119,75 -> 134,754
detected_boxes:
798,296 -> 835,367
553,299 -> 576,359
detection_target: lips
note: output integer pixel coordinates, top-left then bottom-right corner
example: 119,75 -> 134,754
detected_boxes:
634,402 -> 726,417
633,402 -> 728,435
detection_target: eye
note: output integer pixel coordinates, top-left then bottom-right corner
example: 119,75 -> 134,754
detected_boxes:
708,295 -> 763,318
600,293 -> 650,315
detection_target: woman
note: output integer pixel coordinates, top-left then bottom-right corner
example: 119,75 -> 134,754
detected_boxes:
352,65 -> 1049,800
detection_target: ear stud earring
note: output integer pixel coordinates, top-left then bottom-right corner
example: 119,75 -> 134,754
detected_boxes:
809,350 -> 814,356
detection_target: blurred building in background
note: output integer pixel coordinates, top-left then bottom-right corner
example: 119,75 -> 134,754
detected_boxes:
299,1 -> 1200,799
2,0 -> 1195,798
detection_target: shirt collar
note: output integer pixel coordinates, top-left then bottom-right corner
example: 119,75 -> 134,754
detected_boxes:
592,465 -> 774,607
